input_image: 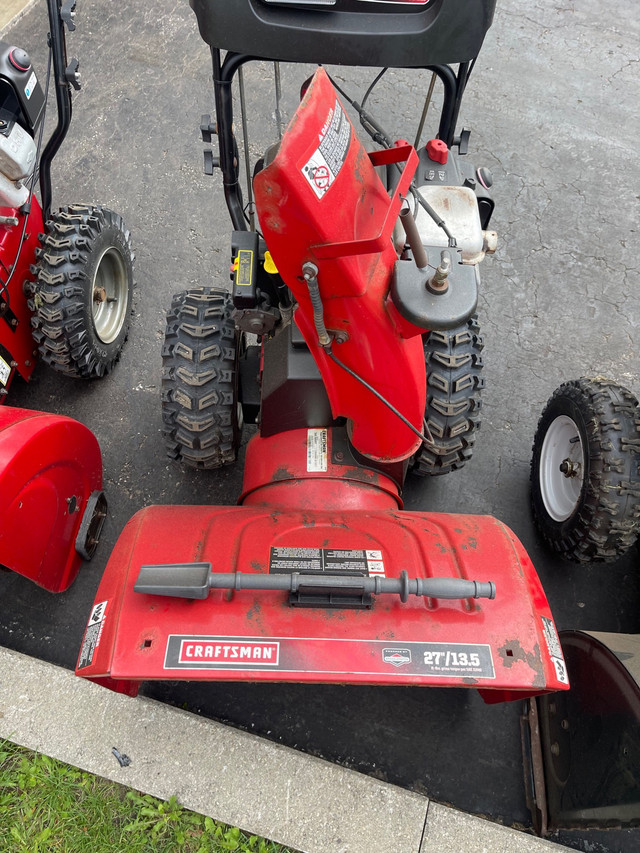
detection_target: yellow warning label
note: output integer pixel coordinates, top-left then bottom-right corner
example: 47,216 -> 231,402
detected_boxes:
235,249 -> 253,287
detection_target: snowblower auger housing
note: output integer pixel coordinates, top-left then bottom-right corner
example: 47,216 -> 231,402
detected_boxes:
76,0 -> 567,702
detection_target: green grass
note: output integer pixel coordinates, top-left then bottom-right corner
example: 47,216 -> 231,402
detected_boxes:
0,740 -> 298,853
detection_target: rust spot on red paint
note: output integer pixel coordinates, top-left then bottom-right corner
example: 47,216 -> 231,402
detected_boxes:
498,639 -> 544,685
272,466 -> 294,481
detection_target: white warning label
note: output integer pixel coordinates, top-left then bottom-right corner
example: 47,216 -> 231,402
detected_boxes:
77,600 -> 108,670
541,615 -> 569,685
307,428 -> 328,472
270,547 -> 384,576
301,99 -> 351,199
0,355 -> 11,387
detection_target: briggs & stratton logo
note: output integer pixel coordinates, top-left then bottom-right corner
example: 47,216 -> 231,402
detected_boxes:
382,648 -> 412,667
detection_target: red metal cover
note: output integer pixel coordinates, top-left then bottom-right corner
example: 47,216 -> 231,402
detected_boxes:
253,68 -> 425,463
75,502 -> 569,702
0,201 -> 44,396
0,407 -> 103,591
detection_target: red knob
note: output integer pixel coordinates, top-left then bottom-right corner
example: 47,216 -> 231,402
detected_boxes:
426,139 -> 448,165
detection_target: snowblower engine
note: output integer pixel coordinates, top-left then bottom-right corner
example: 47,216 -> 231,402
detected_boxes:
0,42 -> 45,209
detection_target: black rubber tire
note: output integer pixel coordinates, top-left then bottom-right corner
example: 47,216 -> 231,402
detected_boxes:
531,378 -> 640,563
411,315 -> 484,476
161,287 -> 243,470
29,204 -> 134,378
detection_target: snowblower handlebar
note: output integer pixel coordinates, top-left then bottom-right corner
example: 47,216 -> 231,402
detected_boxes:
135,563 -> 495,603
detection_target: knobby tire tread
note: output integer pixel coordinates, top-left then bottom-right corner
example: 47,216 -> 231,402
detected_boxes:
412,315 -> 484,477
162,286 -> 241,470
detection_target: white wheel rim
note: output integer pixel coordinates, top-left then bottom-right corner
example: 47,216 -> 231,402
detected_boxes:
92,246 -> 129,344
539,415 -> 585,522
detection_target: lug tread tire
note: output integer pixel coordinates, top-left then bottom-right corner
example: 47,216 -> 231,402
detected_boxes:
412,315 -> 484,477
531,378 -> 640,563
162,287 -> 242,470
29,204 -> 134,378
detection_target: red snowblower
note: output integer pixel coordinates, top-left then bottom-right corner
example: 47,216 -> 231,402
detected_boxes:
0,1 -> 133,591
76,0 -> 568,703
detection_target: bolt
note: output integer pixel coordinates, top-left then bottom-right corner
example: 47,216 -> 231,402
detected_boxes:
561,719 -> 570,730
550,742 -> 560,756
302,262 -> 319,281
335,451 -> 344,462
559,458 -> 580,477
427,250 -> 451,294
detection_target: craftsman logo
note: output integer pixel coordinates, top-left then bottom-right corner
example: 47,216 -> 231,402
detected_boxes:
382,648 -> 412,667
177,639 -> 280,666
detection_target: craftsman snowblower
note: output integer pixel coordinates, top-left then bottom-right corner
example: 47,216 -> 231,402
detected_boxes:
76,0 -> 568,703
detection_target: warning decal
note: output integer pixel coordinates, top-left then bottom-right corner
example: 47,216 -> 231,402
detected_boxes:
235,249 -> 253,287
0,355 -> 11,387
541,616 -> 569,684
77,600 -> 108,670
270,547 -> 385,576
301,99 -> 351,199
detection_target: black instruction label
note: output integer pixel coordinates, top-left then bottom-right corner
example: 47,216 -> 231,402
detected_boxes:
270,547 -> 384,576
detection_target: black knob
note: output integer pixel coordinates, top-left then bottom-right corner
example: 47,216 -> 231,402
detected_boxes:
476,167 -> 494,189
9,47 -> 31,72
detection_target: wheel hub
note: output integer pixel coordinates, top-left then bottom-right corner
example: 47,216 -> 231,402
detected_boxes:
539,415 -> 584,522
92,246 -> 129,344
559,458 -> 581,478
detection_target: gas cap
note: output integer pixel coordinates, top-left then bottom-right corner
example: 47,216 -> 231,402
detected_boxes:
8,48 -> 31,72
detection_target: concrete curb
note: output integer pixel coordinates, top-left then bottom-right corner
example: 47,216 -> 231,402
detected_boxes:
0,647 -> 573,853
0,0 -> 38,38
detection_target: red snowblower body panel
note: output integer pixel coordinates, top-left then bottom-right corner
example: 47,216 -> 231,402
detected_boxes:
0,407 -> 105,592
